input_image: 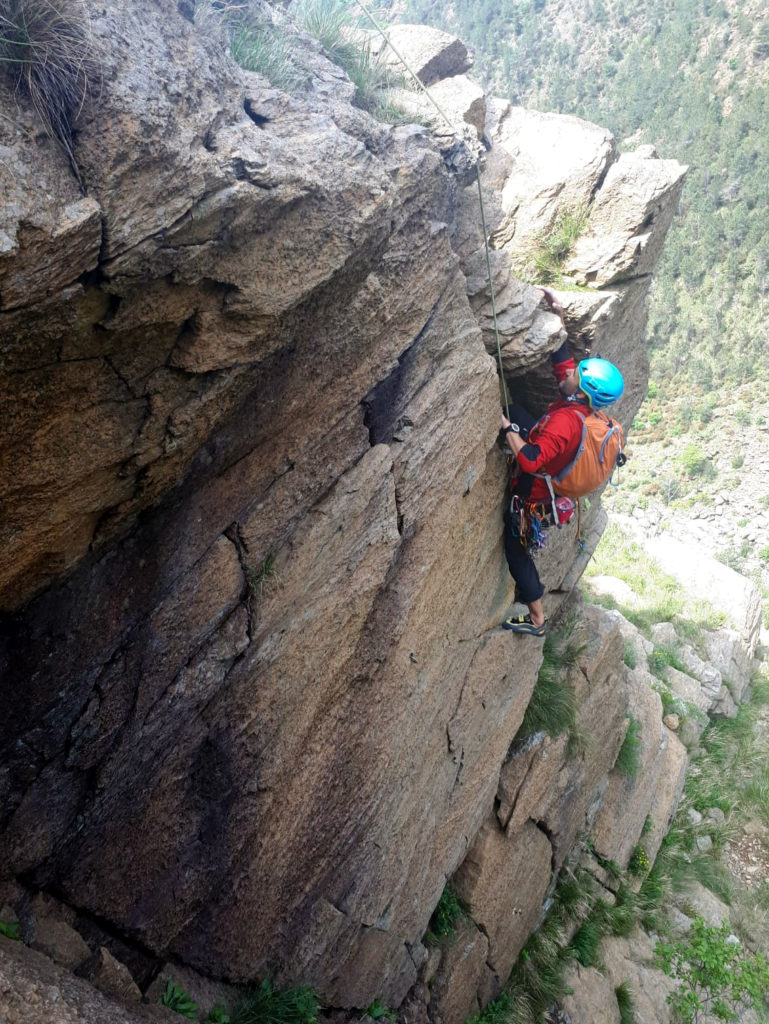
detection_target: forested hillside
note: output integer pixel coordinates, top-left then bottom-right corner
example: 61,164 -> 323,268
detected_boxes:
395,0 -> 769,388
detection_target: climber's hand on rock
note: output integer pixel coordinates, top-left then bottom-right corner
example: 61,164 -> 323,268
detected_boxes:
542,287 -> 563,317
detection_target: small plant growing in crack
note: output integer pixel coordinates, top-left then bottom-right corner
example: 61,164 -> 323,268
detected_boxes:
160,979 -> 198,1020
0,920 -> 20,940
366,1000 -> 396,1021
248,553 -> 279,604
425,883 -> 466,945
205,1007 -> 231,1024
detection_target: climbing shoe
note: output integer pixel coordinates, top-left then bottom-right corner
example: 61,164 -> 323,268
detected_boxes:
503,614 -> 546,636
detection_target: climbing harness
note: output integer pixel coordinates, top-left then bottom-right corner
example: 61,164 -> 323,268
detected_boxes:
352,0 -> 511,419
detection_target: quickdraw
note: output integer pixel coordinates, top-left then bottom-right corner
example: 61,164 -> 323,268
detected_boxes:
509,495 -> 556,555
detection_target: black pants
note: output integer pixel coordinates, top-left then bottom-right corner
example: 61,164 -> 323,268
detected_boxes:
503,403 -> 546,604
503,506 -> 546,604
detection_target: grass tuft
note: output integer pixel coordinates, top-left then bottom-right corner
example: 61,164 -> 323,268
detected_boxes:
232,980 -> 318,1024
568,913 -> 605,967
615,715 -> 643,779
528,206 -> 590,285
230,20 -> 309,91
293,0 -> 407,122
516,623 -> 582,743
615,980 -> 636,1024
0,0 -> 98,188
248,554 -> 279,604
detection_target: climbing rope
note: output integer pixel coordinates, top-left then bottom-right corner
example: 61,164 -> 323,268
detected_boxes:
351,0 -> 511,418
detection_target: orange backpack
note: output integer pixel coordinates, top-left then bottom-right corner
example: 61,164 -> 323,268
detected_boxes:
538,407 -> 625,500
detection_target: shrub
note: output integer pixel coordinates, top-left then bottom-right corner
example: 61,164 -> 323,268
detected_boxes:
628,845 -> 650,875
655,918 -> 769,1023
365,1001 -> 395,1021
0,0 -> 98,188
0,920 -> 20,940
679,444 -> 712,478
206,1008 -> 232,1024
733,403 -> 753,423
695,398 -> 716,424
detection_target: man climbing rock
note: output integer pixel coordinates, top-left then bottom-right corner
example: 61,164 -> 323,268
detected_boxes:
500,289 -> 625,636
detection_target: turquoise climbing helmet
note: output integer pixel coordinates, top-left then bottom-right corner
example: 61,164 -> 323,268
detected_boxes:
577,358 -> 624,409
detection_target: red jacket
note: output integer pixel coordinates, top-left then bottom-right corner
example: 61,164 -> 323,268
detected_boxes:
516,399 -> 589,502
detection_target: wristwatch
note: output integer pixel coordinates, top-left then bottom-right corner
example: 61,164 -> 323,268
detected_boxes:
504,423 -> 520,434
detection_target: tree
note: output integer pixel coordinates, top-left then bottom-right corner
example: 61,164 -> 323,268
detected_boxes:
655,919 -> 769,1023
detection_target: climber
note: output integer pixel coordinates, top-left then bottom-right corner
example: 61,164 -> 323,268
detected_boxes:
500,289 -> 625,636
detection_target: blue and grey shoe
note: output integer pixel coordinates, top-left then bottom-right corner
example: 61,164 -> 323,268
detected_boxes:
503,614 -> 546,636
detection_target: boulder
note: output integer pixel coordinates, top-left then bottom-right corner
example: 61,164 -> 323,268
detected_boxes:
640,727 -> 688,866
664,666 -> 711,715
488,107 -> 616,261
711,684 -> 738,719
601,931 -> 678,1024
430,76 -> 486,138
650,622 -> 677,647
390,75 -> 486,139
560,963 -> 620,1024
497,734 -> 569,834
453,816 -> 552,990
31,918 -> 90,972
637,534 -> 763,657
566,149 -> 688,286
681,882 -> 731,928
701,628 -> 755,703
0,936 -> 172,1023
375,24 -> 472,85
78,948 -> 142,1005
427,917 -> 488,1024
591,672 -> 666,869
497,604 -> 630,875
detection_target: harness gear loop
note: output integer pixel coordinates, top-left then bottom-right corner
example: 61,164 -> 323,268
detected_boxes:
351,0 -> 510,419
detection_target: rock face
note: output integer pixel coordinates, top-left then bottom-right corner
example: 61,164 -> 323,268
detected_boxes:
0,937 -> 171,1024
0,8 -> 687,1016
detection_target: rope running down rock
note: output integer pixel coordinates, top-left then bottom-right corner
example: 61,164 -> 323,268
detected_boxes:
352,0 -> 511,418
